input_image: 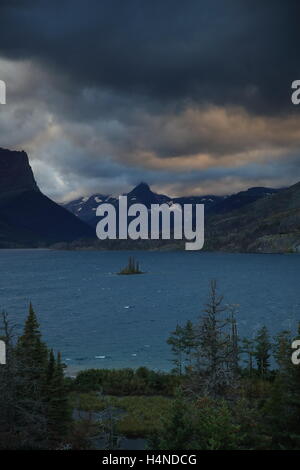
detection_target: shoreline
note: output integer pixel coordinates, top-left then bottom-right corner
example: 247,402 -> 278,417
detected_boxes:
0,246 -> 297,255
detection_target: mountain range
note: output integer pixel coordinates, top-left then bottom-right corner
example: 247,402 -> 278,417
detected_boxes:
62,181 -> 279,226
0,147 -> 299,253
62,182 -> 300,253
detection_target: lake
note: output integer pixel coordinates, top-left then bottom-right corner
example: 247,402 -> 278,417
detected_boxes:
0,249 -> 299,373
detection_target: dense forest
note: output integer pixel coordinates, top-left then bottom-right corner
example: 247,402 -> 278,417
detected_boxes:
0,282 -> 300,450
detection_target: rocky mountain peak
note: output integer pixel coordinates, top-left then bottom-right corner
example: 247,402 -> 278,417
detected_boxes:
129,182 -> 151,195
0,147 -> 39,199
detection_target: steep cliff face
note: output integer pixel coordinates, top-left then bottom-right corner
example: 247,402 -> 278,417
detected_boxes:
0,148 -> 39,199
0,148 -> 95,246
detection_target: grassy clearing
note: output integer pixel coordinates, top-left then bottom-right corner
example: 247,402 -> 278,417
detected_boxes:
70,392 -> 173,438
110,396 -> 172,438
69,392 -> 107,412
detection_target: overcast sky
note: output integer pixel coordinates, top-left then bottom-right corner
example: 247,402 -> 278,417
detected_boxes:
0,0 -> 299,201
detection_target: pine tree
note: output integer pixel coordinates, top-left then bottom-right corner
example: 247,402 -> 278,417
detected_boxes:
167,321 -> 196,375
46,349 -> 56,386
191,280 -> 237,398
16,302 -> 48,373
0,308 -> 71,449
0,311 -> 19,448
46,352 -> 71,446
273,330 -> 292,373
167,324 -> 185,375
1,308 -> 48,448
148,391 -> 192,450
254,326 -> 271,377
263,330 -> 296,448
15,303 -> 48,412
182,320 -> 196,369
241,338 -> 255,375
279,323 -> 300,447
228,305 -> 239,374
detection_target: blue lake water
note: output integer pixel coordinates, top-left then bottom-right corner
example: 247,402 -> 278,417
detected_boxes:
0,249 -> 299,373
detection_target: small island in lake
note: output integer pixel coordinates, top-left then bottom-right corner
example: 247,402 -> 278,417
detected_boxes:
118,256 -> 144,275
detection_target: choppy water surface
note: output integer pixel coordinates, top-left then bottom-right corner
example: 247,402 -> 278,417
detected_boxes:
0,249 -> 299,372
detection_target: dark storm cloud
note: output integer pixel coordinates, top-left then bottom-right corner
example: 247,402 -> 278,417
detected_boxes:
0,0 -> 299,114
0,1 -> 299,200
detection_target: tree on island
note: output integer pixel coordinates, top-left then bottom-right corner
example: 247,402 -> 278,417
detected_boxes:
118,256 -> 143,275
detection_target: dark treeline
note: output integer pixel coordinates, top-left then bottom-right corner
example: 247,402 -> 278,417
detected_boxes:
72,367 -> 181,396
0,304 -> 71,449
154,280 -> 300,450
1,282 -> 300,450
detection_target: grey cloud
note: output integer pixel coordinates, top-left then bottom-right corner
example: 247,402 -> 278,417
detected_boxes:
0,2 -> 299,200
0,1 -> 299,114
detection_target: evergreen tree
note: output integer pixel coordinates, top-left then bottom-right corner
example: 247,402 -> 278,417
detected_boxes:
278,323 -> 300,447
273,330 -> 292,373
191,280 -> 237,398
0,312 -> 19,448
241,338 -> 255,375
149,392 -> 240,450
182,320 -> 196,369
254,326 -> 271,377
263,330 -> 295,448
46,352 -> 71,446
16,302 -> 48,373
46,349 -> 56,387
148,391 -> 192,449
228,304 -> 239,374
0,309 -> 48,449
15,303 -> 49,439
167,321 -> 196,374
167,324 -> 185,375
0,307 -> 71,449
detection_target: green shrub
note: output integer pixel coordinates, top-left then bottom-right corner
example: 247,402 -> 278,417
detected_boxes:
72,368 -> 181,396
